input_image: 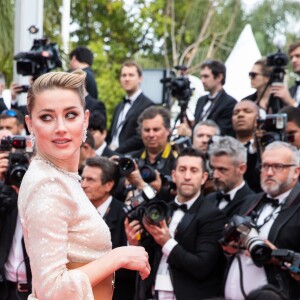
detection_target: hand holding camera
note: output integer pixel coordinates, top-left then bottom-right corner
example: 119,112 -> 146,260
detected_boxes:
143,218 -> 171,247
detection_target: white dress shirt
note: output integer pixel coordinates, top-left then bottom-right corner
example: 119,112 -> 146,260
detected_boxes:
110,89 -> 142,149
155,191 -> 200,300
225,189 -> 291,300
218,181 -> 245,210
4,214 -> 27,282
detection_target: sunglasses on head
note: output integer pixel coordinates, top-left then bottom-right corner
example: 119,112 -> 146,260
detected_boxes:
1,109 -> 18,117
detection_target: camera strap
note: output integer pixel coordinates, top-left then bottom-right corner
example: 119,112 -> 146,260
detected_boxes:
247,194 -> 284,231
139,143 -> 175,171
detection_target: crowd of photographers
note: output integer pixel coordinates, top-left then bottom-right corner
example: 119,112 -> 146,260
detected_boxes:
0,40 -> 300,300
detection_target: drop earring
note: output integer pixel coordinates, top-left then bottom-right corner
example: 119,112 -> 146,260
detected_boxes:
30,132 -> 35,148
82,128 -> 87,143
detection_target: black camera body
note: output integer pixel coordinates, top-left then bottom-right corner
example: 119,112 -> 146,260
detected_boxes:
256,113 -> 287,148
220,215 -> 272,267
272,249 -> 300,273
267,49 -> 289,69
124,185 -> 168,229
118,157 -> 176,192
14,38 -> 62,77
0,136 -> 30,187
160,65 -> 193,107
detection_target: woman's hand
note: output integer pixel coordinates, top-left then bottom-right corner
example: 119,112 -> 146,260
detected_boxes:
112,246 -> 151,280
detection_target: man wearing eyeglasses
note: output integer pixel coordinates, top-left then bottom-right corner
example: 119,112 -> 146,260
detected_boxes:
194,60 -> 237,136
223,141 -> 300,300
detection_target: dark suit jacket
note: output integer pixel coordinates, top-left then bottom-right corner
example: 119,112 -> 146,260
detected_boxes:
0,98 -> 8,113
85,94 -> 106,123
289,84 -> 300,108
233,183 -> 300,299
0,206 -> 31,299
206,183 -> 255,219
103,198 -> 136,300
83,67 -> 98,99
194,90 -> 237,136
101,145 -> 118,158
108,93 -> 154,154
138,195 -> 227,300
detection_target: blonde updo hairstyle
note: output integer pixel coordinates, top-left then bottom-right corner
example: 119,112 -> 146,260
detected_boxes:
27,70 -> 86,117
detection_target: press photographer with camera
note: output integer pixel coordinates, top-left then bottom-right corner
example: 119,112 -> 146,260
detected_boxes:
125,147 -> 227,300
243,58 -> 273,113
81,157 -> 136,300
206,136 -> 255,218
222,141 -> 300,300
0,131 -> 32,300
126,106 -> 178,201
279,106 -> 300,150
271,41 -> 300,107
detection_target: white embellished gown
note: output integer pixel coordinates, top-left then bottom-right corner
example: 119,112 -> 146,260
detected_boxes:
18,156 -> 112,299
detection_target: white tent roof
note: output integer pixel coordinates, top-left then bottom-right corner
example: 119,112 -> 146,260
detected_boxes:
224,24 -> 261,101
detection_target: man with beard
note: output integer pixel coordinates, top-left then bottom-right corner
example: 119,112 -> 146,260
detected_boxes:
206,136 -> 254,218
223,141 -> 300,300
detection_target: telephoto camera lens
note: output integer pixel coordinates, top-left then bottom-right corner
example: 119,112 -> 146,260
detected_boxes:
243,228 -> 272,267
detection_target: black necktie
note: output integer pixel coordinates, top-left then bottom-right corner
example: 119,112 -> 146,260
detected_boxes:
216,192 -> 231,203
295,80 -> 300,87
170,202 -> 188,212
261,195 -> 280,208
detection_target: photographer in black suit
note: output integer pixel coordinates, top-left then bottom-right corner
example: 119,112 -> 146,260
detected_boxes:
69,46 -> 98,99
269,41 -> 300,108
125,148 -> 227,300
0,130 -> 32,300
194,60 -> 236,136
81,156 -> 136,300
206,136 -> 255,218
107,61 -> 154,154
223,141 -> 300,299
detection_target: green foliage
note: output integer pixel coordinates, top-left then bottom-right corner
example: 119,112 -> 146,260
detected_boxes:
0,0 -> 14,84
245,0 -> 300,56
1,0 -> 300,111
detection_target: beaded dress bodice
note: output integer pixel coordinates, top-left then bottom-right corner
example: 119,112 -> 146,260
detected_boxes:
18,156 -> 112,299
